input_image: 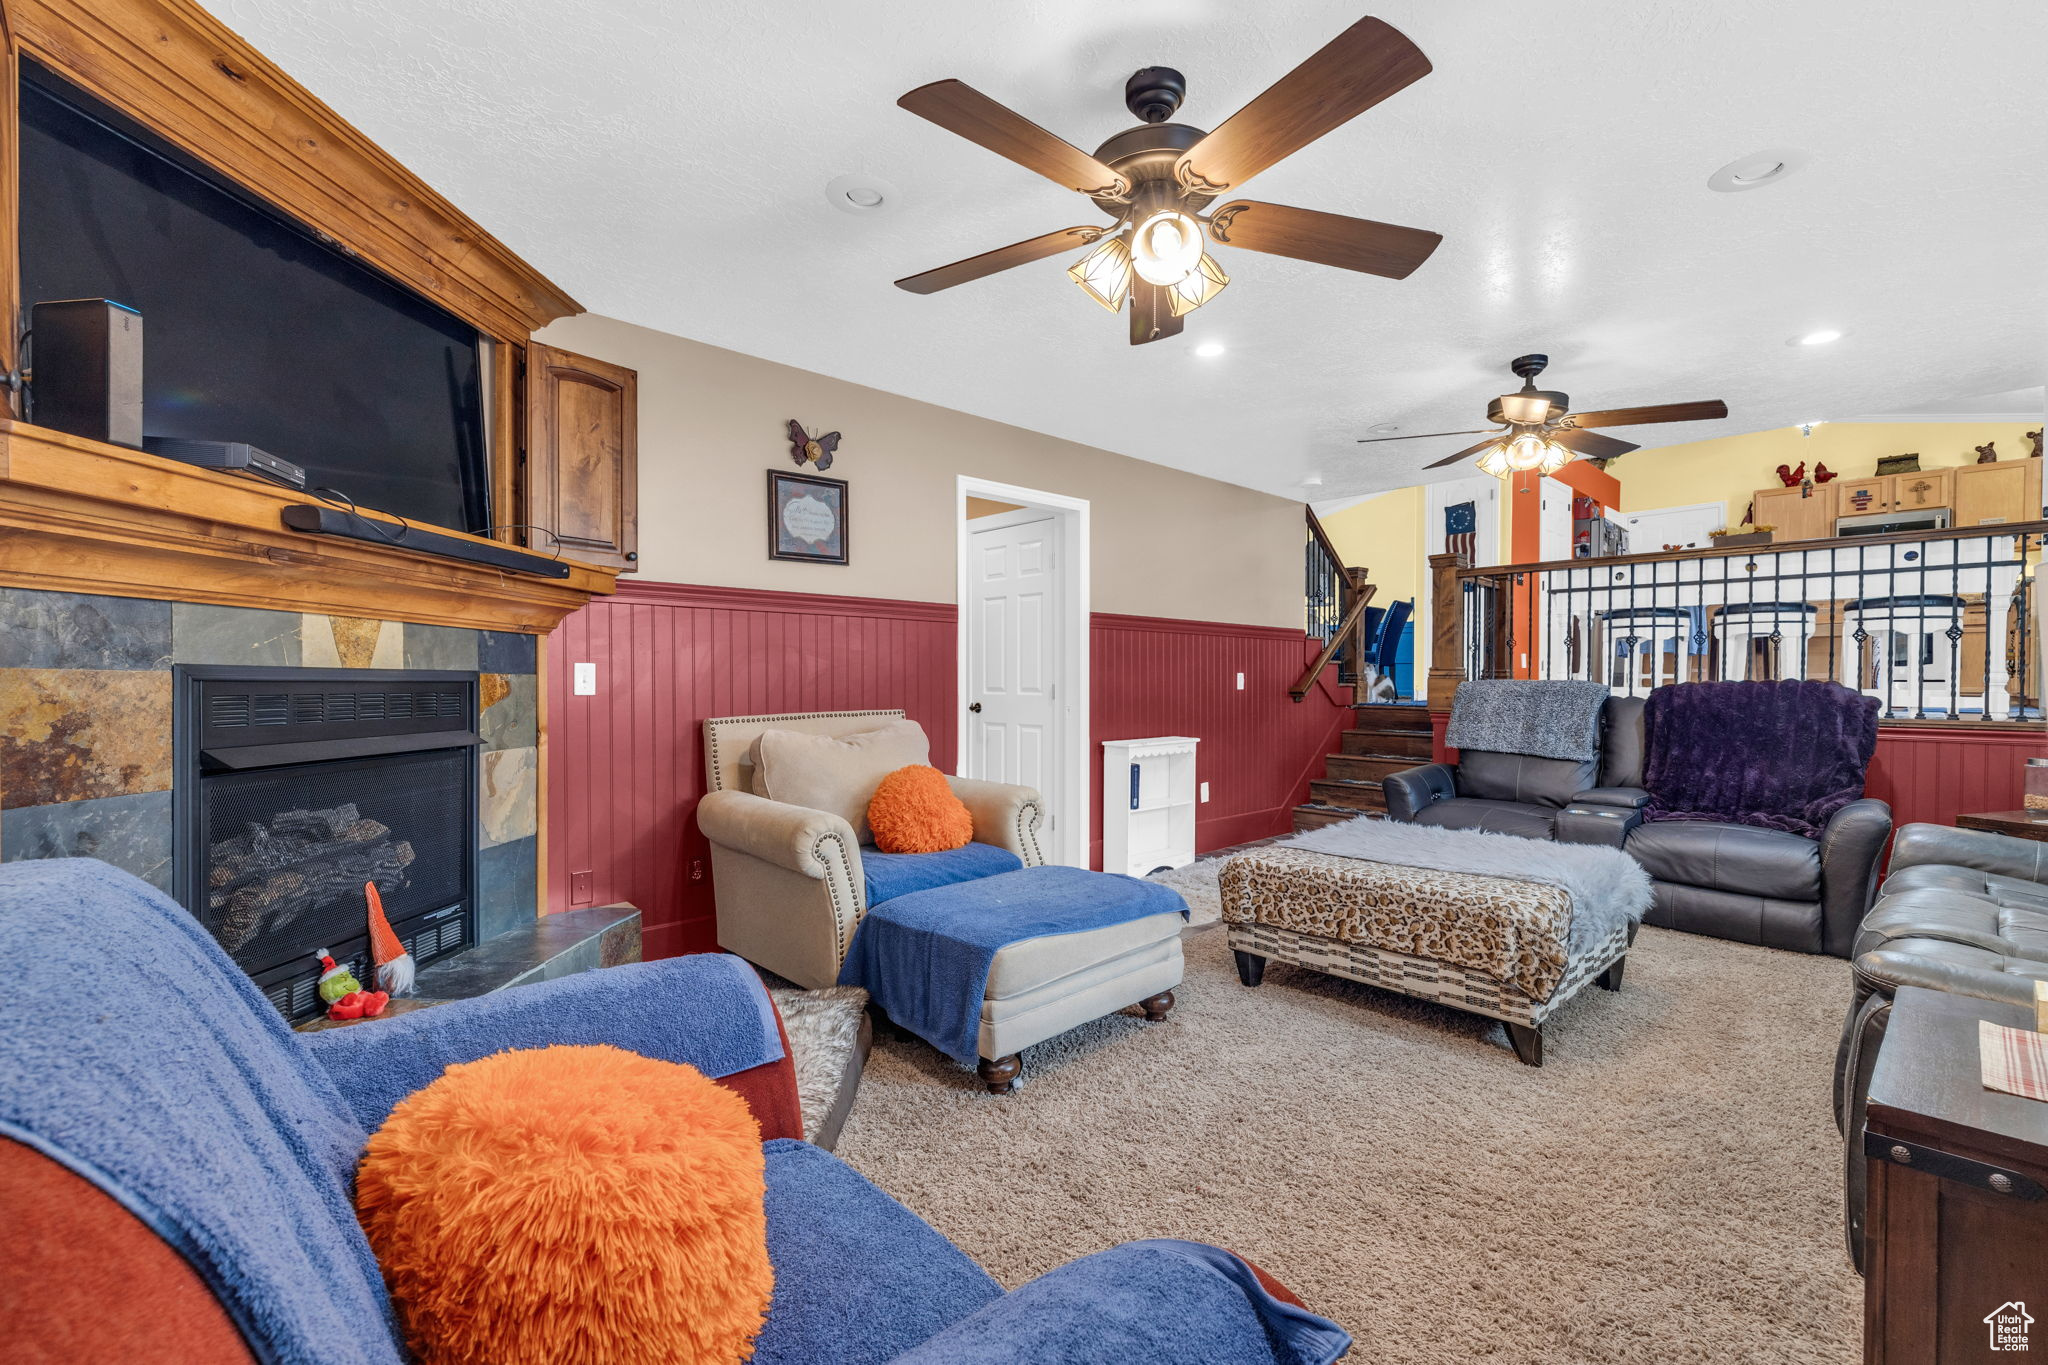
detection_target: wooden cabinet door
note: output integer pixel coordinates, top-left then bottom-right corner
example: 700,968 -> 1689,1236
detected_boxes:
1756,484 -> 1835,542
1893,469 -> 1951,511
1953,460 -> 2042,527
524,343 -> 639,570
1836,476 -> 1890,516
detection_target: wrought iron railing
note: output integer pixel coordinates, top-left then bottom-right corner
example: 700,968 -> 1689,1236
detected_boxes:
1440,523 -> 2044,722
1296,506 -> 1375,700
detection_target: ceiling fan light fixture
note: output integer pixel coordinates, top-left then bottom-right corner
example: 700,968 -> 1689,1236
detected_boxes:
1131,210 -> 1205,286
1474,443 -> 1513,478
1537,443 -> 1574,475
1068,233 -> 1134,313
1166,252 -> 1230,316
1498,393 -> 1552,424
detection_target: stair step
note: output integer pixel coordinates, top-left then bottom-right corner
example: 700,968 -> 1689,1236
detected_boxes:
1291,803 -> 1370,831
1348,704 -> 1430,733
1308,778 -> 1388,812
1339,728 -> 1434,759
1323,753 -> 1424,784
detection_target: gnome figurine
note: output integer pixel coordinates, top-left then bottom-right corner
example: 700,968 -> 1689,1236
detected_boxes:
313,948 -> 388,1021
365,882 -> 416,996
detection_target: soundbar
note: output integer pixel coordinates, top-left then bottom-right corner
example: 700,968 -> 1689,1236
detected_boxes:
280,505 -> 570,578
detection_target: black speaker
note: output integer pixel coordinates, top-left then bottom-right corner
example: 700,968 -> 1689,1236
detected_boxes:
30,298 -> 143,449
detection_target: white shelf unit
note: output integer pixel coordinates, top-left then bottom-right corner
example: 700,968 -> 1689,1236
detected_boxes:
1101,736 -> 1200,877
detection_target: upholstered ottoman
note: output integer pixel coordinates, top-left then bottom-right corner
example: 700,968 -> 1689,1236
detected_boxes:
840,865 -> 1188,1093
1219,840 -> 1639,1066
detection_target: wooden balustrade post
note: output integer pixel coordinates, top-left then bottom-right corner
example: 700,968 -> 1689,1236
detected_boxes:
1427,552 -> 1470,715
1346,566 -> 1372,681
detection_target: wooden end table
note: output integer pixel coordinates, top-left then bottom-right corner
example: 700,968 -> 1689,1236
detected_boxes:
1863,985 -> 2048,1361
1955,810 -> 2048,843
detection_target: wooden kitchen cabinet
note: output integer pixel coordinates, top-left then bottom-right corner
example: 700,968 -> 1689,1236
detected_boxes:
1893,469 -> 1953,511
1755,483 -> 1837,542
524,342 -> 640,570
1952,459 -> 2043,527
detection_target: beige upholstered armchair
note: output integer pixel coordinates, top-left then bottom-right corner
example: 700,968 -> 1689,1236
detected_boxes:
697,710 -> 1045,988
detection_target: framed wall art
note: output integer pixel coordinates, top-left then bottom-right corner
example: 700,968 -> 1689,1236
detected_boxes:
768,470 -> 849,565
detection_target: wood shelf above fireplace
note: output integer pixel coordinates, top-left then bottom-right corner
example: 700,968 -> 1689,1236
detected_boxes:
0,420 -> 618,633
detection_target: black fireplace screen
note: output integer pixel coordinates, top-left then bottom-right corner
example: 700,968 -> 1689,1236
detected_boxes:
175,667 -> 479,1021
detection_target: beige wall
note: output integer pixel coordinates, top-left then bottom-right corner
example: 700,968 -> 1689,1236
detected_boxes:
534,314 -> 1305,629
1319,486 -> 1425,606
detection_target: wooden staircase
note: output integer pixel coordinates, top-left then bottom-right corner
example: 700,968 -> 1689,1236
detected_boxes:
1293,701 -> 1433,830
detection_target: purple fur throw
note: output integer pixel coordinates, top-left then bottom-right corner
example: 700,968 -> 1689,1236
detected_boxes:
1641,680 -> 1879,839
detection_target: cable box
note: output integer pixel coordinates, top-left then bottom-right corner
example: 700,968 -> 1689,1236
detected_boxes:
143,436 -> 306,489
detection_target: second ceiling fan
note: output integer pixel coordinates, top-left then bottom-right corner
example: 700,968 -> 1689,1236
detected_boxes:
893,15 -> 1443,345
1359,355 -> 1730,476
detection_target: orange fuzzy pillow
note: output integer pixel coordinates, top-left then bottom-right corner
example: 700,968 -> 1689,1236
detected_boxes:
867,764 -> 974,853
356,1044 -> 771,1365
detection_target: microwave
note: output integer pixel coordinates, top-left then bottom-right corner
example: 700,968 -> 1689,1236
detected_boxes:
1835,507 -> 1950,538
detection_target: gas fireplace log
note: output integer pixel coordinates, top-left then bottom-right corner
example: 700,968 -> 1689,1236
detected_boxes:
210,837 -> 416,952
207,805 -> 391,888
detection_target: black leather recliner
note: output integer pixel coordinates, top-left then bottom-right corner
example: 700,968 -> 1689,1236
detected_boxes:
1835,823 -> 2048,1268
1380,696 -> 1646,840
1382,692 -> 1892,957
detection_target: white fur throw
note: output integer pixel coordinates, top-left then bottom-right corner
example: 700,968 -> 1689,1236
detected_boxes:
1284,816 -> 1652,955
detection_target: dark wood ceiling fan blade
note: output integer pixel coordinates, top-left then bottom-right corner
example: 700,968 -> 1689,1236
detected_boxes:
1424,438 -> 1502,469
899,80 -> 1129,196
1209,200 -> 1441,279
1552,428 -> 1639,460
1129,281 -> 1184,345
1174,17 -> 1431,194
894,226 -> 1104,294
1356,428 -> 1491,444
1567,400 -> 1729,429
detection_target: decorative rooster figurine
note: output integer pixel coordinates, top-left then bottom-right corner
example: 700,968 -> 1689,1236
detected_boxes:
1774,462 -> 1806,487
1813,463 -> 1836,483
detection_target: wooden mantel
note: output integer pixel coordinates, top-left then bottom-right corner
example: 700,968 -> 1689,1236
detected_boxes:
0,0 -> 626,629
0,421 -> 617,632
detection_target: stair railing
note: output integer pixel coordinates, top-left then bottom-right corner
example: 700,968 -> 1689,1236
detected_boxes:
1295,506 -> 1375,701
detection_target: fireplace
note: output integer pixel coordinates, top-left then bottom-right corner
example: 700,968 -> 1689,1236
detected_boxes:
173,666 -> 481,1021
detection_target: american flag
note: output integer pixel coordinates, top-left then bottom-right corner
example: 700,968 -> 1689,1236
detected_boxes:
1445,501 -> 1477,559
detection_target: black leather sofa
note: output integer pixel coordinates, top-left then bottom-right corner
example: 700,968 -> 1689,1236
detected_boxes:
1835,822 -> 2048,1267
1382,695 -> 1892,957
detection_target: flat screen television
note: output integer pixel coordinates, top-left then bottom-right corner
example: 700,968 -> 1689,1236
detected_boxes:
16,59 -> 491,533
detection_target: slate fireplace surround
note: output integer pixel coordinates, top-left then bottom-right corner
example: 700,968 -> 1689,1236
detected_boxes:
174,666 -> 480,1021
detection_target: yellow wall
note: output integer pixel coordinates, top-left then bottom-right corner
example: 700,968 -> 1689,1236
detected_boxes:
1612,422 -> 2041,521
1320,486 -> 1425,606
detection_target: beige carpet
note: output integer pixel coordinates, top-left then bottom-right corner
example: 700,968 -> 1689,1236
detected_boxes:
834,862 -> 1861,1363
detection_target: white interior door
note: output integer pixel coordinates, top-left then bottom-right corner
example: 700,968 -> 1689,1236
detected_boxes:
966,510 -> 1062,824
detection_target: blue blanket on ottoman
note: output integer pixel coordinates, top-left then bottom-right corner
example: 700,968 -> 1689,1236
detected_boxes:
839,865 -> 1188,1066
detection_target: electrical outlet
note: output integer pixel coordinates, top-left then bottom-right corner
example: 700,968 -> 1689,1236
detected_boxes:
1200,781 -> 1210,803
569,870 -> 593,904
1235,671 -> 1244,690
573,662 -> 597,695
689,858 -> 704,882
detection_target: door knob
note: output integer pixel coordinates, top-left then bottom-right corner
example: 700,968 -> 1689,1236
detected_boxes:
968,702 -> 982,713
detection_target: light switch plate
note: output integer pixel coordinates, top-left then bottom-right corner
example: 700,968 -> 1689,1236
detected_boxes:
1200,781 -> 1210,803
573,662 -> 597,696
1235,672 -> 1245,690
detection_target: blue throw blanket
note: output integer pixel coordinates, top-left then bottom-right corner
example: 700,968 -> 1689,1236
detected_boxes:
862,841 -> 1022,907
839,865 -> 1187,1065
885,1240 -> 1352,1364
0,858 -> 786,1365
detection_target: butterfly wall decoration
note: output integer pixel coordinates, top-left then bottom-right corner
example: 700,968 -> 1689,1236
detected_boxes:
787,420 -> 840,470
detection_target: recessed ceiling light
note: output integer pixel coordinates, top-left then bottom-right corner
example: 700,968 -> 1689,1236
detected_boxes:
1366,422 -> 1400,435
1302,473 -> 1324,487
1194,341 -> 1226,357
1707,148 -> 1809,193
824,173 -> 898,215
1789,329 -> 1844,346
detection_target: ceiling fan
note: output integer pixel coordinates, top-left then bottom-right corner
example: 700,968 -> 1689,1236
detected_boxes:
892,16 -> 1443,345
1358,354 -> 1730,476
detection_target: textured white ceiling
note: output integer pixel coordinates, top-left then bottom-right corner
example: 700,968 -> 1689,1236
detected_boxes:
213,0 -> 2048,501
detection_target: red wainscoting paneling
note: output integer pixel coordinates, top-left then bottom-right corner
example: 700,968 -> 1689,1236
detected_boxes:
546,582 -> 957,959
1866,725 -> 2040,831
547,585 -> 1349,958
1089,613 -> 1352,867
